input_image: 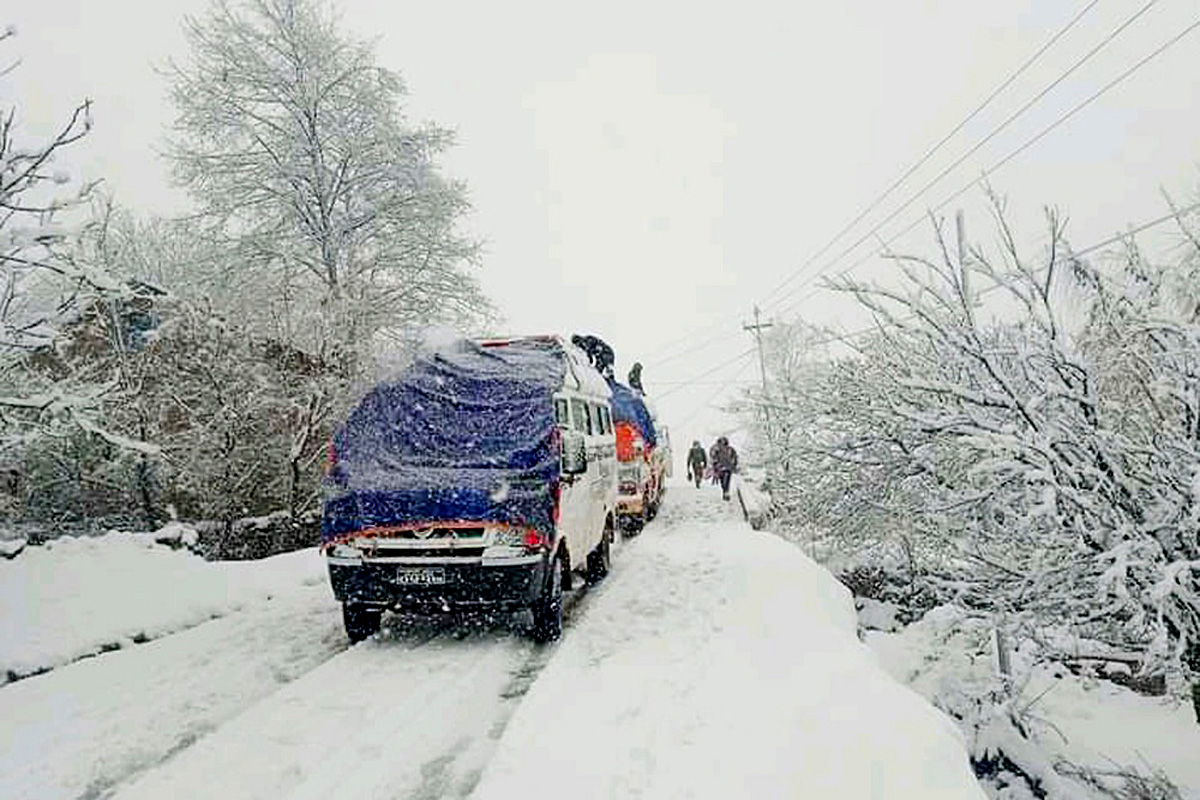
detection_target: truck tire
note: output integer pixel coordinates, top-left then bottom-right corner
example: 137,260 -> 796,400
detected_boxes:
622,505 -> 646,536
343,602 -> 383,643
586,522 -> 612,585
531,554 -> 564,643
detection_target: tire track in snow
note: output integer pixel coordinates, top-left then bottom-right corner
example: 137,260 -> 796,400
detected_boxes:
107,625 -> 539,800
0,584 -> 347,800
102,528 -> 634,800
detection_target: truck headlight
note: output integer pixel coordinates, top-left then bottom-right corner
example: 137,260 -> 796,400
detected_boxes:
328,543 -> 363,561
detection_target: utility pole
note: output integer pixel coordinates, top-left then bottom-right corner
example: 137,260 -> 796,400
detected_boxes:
743,305 -> 772,398
743,305 -> 774,465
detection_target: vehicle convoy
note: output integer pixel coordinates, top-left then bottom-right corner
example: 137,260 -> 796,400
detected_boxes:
610,380 -> 671,532
320,335 -> 618,643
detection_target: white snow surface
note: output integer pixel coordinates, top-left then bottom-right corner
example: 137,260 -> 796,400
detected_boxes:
3,486 -> 988,799
0,583 -> 345,800
866,605 -> 1200,798
0,531 -> 327,681
471,489 -> 986,799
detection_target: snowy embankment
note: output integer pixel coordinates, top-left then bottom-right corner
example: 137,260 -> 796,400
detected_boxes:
865,605 -> 1200,798
473,488 -> 987,799
0,535 -> 347,800
0,528 -> 327,683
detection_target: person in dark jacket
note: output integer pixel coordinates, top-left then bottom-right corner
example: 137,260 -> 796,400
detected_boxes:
571,334 -> 615,378
628,362 -> 644,394
710,436 -> 738,501
686,440 -> 707,488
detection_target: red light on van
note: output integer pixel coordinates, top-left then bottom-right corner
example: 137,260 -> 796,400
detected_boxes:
523,529 -> 546,550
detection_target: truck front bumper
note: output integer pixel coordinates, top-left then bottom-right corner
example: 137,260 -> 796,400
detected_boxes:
328,554 -> 548,612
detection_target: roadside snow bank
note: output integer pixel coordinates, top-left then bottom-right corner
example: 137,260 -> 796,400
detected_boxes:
473,516 -> 986,799
865,605 -> 1200,798
0,583 -> 344,800
0,532 -> 326,682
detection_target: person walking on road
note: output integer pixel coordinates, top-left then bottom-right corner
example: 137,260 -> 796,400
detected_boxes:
686,440 -> 707,488
710,437 -> 738,501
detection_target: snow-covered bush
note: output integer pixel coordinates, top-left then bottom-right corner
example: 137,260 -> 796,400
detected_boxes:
752,194 -> 1200,682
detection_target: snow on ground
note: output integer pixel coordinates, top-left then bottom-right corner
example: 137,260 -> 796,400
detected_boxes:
865,605 -> 1200,798
0,583 -> 345,800
0,531 -> 327,682
2,483 -> 996,799
472,485 -> 987,799
110,628 -> 539,800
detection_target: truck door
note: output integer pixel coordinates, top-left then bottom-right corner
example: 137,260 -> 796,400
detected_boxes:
558,396 -> 593,563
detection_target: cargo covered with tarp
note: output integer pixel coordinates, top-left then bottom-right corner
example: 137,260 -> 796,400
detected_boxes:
322,338 -> 569,542
608,379 -> 657,453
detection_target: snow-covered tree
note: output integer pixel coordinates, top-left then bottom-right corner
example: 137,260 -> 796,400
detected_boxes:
152,0 -> 494,522
759,193 -> 1200,679
0,28 -> 160,526
164,0 -> 489,359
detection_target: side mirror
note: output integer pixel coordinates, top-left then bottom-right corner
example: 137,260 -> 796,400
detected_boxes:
561,430 -> 588,475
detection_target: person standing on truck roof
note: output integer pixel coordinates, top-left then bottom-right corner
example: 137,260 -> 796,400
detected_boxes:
711,437 -> 738,501
572,334 -> 615,379
686,440 -> 707,488
627,362 -> 644,394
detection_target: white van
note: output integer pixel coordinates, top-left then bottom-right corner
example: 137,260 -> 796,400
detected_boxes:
321,335 -> 617,642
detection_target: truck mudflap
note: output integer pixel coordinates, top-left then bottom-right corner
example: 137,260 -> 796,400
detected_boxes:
328,554 -> 549,611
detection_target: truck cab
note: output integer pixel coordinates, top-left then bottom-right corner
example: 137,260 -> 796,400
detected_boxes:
321,335 -> 617,643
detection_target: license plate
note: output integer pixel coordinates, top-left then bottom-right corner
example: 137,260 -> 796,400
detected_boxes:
396,567 -> 446,586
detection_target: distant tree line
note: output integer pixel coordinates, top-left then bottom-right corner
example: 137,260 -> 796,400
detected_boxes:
0,0 -> 491,533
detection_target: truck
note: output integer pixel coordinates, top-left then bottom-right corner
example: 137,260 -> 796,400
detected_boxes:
320,335 -> 618,643
611,380 -> 672,533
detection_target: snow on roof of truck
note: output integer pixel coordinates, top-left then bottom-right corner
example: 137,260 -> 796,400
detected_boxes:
478,334 -> 610,397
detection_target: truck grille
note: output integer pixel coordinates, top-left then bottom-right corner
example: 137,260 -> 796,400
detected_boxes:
391,526 -> 485,540
367,546 -> 486,560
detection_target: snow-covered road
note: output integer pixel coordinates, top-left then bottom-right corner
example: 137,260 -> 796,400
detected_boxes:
2,484 -> 985,799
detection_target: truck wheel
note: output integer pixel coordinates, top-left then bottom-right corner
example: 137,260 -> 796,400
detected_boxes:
343,602 -> 383,643
531,555 -> 564,643
586,523 -> 612,585
644,489 -> 658,521
622,505 -> 646,536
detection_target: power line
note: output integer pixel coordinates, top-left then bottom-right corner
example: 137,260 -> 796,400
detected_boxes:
785,197 -> 1200,349
638,1 -> 1116,367
673,356 -> 757,432
644,321 -> 742,370
645,7 -> 1196,387
653,198 -> 1200,421
765,0 -> 1164,315
759,0 -> 1101,306
656,347 -> 756,400
1074,198 -> 1200,257
768,12 -> 1200,320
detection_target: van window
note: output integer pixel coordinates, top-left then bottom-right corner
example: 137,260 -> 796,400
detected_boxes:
570,398 -> 592,435
554,398 -> 569,427
600,406 -> 612,434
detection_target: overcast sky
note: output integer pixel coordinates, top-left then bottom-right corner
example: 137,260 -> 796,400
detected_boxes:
6,0 -> 1200,447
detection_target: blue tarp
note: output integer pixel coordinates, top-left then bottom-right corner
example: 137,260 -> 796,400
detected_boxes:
608,379 -> 657,448
322,338 -> 568,542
